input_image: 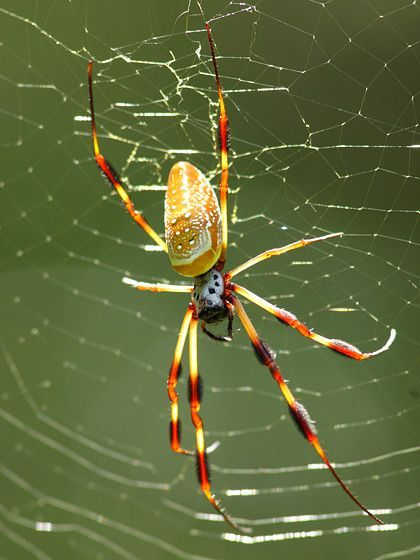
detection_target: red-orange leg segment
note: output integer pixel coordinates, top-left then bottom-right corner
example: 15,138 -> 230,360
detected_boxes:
167,305 -> 194,456
206,24 -> 229,270
226,232 -> 343,280
87,61 -> 167,252
231,283 -> 396,359
189,315 -> 245,532
231,295 -> 384,525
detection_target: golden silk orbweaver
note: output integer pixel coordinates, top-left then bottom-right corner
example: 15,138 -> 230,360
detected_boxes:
87,23 -> 396,533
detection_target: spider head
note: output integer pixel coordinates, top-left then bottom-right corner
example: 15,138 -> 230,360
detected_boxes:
193,268 -> 226,323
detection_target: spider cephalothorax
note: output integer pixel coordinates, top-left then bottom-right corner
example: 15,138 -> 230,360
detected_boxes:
88,22 -> 396,533
193,268 -> 225,322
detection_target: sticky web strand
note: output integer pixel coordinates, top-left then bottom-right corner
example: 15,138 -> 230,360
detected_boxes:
0,2 -> 419,560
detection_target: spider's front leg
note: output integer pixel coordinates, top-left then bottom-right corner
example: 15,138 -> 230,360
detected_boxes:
188,314 -> 248,533
167,305 -> 195,456
122,276 -> 195,454
167,300 -> 246,531
231,283 -> 396,359
231,294 -> 384,525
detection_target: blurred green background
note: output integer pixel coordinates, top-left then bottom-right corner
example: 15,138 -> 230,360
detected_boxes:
1,1 -> 419,559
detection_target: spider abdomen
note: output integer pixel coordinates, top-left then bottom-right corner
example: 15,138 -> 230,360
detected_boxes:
165,162 -> 222,277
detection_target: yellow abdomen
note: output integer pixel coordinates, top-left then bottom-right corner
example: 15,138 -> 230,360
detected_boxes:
165,162 -> 222,277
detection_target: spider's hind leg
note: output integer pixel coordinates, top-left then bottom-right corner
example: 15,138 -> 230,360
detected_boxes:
87,62 -> 167,252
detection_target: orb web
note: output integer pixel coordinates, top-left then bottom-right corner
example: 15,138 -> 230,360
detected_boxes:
0,1 -> 418,560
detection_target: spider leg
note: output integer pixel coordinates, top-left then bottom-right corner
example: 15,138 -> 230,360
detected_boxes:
231,283 -> 396,359
168,305 -> 195,456
87,62 -> 167,252
230,294 -> 384,525
226,232 -> 343,279
206,24 -> 229,270
122,277 -> 193,294
201,301 -> 234,343
189,315 -> 246,533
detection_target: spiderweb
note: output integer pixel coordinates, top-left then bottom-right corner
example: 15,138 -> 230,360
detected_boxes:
1,1 -> 419,559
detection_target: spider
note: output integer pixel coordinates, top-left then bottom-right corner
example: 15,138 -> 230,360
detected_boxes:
87,24 -> 396,533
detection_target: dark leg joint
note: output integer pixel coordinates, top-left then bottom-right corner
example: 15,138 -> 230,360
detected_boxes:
289,402 -> 317,440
